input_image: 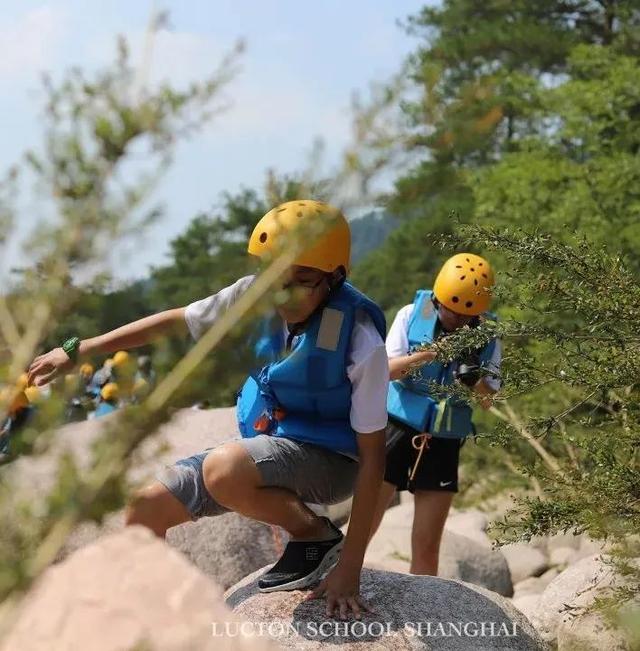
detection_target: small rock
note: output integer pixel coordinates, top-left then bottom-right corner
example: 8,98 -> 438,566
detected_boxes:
538,567 -> 560,586
445,509 -> 492,548
546,532 -> 582,552
440,531 -> 514,596
513,577 -> 545,598
501,544 -> 549,583
549,546 -> 575,568
568,536 -> 607,563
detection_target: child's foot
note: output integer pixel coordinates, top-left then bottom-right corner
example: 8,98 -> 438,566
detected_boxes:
258,517 -> 344,593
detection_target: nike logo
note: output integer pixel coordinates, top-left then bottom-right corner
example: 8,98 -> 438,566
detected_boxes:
439,481 -> 453,487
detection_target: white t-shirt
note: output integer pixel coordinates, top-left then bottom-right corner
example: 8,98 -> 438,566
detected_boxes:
184,275 -> 389,435
386,304 -> 502,392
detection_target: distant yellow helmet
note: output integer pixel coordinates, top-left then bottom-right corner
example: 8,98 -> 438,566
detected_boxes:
80,363 -> 94,377
1,388 -> 29,417
433,253 -> 495,316
101,382 -> 119,402
247,200 -> 350,273
112,351 -> 130,368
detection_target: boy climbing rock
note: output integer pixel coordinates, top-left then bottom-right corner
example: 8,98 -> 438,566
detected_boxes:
28,200 -> 389,618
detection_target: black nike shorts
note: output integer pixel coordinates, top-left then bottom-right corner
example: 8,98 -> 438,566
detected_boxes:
384,417 -> 462,493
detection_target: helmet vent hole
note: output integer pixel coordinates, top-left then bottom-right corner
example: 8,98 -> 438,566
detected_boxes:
259,232 -> 268,243
276,207 -> 286,213
298,202 -> 306,206
297,211 -> 303,217
452,296 -> 460,303
479,262 -> 483,266
482,273 -> 488,278
466,258 -> 470,262
460,275 -> 466,280
470,267 -> 475,271
455,265 -> 462,268
465,301 -> 473,308
474,279 -> 478,285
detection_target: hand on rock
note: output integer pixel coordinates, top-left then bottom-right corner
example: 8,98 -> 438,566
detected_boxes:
306,563 -> 374,620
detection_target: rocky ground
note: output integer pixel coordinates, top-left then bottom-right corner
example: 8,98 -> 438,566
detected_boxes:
1,408 -> 635,650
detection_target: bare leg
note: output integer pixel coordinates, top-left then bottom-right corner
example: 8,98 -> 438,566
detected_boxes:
125,481 -> 192,538
202,441 -> 332,540
368,480 -> 398,542
410,490 -> 454,575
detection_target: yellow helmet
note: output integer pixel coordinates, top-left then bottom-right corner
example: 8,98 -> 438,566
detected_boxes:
16,373 -> 29,390
112,351 -> 130,368
25,386 -> 42,404
101,382 -> 119,402
433,253 -> 495,316
247,200 -> 350,273
1,388 -> 29,417
80,362 -> 94,377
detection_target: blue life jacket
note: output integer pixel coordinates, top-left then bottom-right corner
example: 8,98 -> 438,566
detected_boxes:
236,282 -> 386,456
94,401 -> 118,418
387,289 -> 497,439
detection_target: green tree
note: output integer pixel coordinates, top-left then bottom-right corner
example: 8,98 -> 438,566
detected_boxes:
473,45 -> 640,271
354,1 -> 640,310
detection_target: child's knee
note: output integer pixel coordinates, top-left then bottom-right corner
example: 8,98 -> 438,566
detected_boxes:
202,443 -> 259,507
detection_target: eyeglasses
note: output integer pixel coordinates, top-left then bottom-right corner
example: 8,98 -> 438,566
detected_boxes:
282,276 -> 326,291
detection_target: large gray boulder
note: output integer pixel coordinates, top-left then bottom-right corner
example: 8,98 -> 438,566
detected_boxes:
366,502 -> 513,596
1,527 -> 275,651
225,566 -> 547,650
440,531 -> 513,597
165,513 -> 288,589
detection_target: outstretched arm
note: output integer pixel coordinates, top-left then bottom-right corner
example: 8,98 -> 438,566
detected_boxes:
28,308 -> 188,387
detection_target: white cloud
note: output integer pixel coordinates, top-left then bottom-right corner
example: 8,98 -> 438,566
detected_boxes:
89,26 -> 351,150
0,6 -> 67,79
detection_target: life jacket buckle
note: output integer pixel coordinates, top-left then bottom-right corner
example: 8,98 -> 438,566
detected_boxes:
253,411 -> 273,434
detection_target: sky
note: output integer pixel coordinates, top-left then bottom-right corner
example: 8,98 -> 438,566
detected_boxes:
0,1 -> 426,283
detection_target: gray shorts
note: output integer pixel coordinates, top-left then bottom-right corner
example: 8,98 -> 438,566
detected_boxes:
156,435 -> 358,519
